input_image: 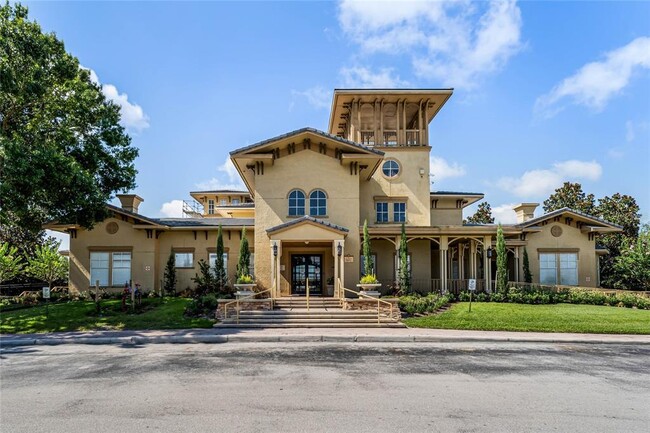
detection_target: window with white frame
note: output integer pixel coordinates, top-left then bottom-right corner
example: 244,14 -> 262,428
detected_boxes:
208,199 -> 215,214
232,198 -> 240,205
89,251 -> 131,287
539,252 -> 578,285
220,199 -> 227,206
376,202 -> 388,223
175,252 -> 194,268
288,189 -> 305,216
393,202 -> 406,222
309,190 -> 327,216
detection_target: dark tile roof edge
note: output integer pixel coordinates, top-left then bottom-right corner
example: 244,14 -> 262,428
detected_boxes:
189,190 -> 250,195
152,218 -> 255,227
106,204 -> 167,227
266,215 -> 349,234
229,127 -> 384,157
517,207 -> 623,229
430,191 -> 484,196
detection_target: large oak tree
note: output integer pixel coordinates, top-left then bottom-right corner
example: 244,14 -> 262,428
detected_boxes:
0,3 -> 138,235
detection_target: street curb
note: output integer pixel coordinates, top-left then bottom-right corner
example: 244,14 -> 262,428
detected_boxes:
2,334 -> 650,347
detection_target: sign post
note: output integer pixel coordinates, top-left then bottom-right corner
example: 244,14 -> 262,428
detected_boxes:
42,286 -> 50,317
468,279 -> 476,313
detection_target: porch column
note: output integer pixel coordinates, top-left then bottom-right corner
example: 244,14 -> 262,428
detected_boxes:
339,240 -> 345,291
333,241 -> 339,298
514,247 -> 520,283
395,235 -> 401,287
459,243 -> 465,280
440,236 -> 448,292
469,240 -> 477,279
483,236 -> 492,292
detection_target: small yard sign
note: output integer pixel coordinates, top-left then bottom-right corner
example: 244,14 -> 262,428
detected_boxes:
42,286 -> 50,299
468,279 -> 477,292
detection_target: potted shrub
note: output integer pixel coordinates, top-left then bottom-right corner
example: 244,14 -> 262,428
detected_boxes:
234,274 -> 256,298
357,274 -> 381,297
356,219 -> 381,297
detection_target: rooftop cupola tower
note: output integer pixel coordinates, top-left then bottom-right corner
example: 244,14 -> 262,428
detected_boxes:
328,89 -> 453,148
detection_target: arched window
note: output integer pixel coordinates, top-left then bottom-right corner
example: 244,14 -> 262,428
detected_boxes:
288,190 -> 305,216
309,190 -> 327,216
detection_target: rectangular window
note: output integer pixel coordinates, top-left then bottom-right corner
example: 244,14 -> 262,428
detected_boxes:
111,252 -> 131,286
175,252 -> 194,268
539,253 -> 558,285
208,199 -> 215,214
559,253 -> 578,285
220,199 -> 227,206
376,202 -> 388,223
90,252 -> 110,286
360,254 -> 377,276
393,202 -> 406,222
208,252 -> 228,271
232,198 -> 240,205
249,253 -> 255,277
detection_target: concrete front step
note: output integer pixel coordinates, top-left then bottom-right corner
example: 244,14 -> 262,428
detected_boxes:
236,315 -> 389,321
215,322 -> 406,328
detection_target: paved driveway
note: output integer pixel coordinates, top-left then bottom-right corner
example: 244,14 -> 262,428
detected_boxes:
1,342 -> 649,432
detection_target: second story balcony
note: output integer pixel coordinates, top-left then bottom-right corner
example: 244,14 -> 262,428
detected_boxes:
358,129 -> 421,147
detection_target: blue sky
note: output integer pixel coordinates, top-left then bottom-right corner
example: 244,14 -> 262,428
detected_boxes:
25,1 -> 649,249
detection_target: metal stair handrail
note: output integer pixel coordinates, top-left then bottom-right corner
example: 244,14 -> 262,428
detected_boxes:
223,287 -> 274,324
337,278 -> 394,324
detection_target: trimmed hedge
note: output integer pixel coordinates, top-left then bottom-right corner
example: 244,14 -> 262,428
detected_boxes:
456,286 -> 649,310
399,293 -> 454,315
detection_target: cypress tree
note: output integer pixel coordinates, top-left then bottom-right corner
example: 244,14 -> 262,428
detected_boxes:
523,247 -> 533,283
399,223 -> 410,293
236,227 -> 250,281
496,224 -> 508,293
215,225 -> 227,291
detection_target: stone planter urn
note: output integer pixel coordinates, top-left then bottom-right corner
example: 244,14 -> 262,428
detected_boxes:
234,283 -> 256,299
356,283 -> 382,298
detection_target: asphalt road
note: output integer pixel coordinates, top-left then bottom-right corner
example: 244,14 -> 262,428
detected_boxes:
1,342 -> 649,432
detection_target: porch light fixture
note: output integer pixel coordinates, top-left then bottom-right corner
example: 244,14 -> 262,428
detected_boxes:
337,242 -> 342,257
487,247 -> 493,258
419,168 -> 426,178
272,243 -> 278,257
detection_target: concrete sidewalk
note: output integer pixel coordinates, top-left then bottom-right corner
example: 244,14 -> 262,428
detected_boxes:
2,327 -> 649,347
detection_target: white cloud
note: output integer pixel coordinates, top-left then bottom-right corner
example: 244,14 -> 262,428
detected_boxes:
291,86 -> 332,109
535,37 -> 650,118
84,67 -> 150,133
195,158 -> 246,191
429,156 -> 466,182
340,66 -> 408,88
159,200 -> 184,218
491,203 -> 519,224
497,160 -> 602,197
337,0 -> 523,88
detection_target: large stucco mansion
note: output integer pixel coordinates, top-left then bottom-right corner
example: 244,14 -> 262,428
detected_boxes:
49,89 -> 621,296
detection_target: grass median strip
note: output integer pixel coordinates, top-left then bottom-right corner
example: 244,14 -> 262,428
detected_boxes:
0,298 -> 213,334
403,302 -> 650,334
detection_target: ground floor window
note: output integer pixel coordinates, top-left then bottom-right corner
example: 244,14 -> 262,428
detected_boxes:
394,253 -> 412,279
540,252 -> 578,285
208,252 -> 228,274
175,252 -> 194,268
360,254 -> 377,275
90,251 -> 131,287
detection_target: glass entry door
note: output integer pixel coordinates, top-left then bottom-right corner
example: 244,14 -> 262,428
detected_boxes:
291,254 -> 322,295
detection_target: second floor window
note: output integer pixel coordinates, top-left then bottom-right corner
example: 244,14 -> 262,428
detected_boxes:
393,202 -> 406,222
208,199 -> 214,214
309,190 -> 327,216
288,189 -> 305,216
232,198 -> 240,205
376,202 -> 388,223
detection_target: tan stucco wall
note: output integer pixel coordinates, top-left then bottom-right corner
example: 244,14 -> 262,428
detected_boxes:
253,149 -> 361,290
431,207 -> 463,225
69,217 -> 156,293
68,217 -> 253,294
523,222 -> 599,287
360,148 -> 431,227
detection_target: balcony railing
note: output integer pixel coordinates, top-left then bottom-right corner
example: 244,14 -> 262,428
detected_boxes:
383,130 -> 398,146
406,130 -> 419,145
360,131 -> 375,146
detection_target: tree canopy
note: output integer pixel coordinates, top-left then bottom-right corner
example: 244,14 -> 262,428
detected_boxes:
0,3 -> 138,234
543,182 -> 596,215
464,202 -> 495,224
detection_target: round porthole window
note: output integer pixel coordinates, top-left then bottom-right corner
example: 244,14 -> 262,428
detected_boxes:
106,222 -> 119,235
551,225 -> 563,237
382,160 -> 400,178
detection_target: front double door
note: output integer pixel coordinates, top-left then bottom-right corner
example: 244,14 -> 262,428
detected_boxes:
291,254 -> 322,296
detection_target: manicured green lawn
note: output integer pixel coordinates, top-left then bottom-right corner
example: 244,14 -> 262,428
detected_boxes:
403,302 -> 650,334
0,298 -> 214,334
